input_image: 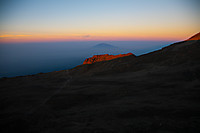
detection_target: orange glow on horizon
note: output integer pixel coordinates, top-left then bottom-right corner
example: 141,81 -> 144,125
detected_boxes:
0,34 -> 32,38
0,31 -> 198,43
0,32 -> 192,43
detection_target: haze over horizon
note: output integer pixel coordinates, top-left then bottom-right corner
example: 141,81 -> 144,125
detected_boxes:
0,0 -> 199,43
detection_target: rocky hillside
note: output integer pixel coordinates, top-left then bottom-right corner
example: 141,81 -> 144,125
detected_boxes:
83,53 -> 135,64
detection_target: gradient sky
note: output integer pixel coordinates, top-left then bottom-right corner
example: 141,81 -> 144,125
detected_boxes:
0,0 -> 199,43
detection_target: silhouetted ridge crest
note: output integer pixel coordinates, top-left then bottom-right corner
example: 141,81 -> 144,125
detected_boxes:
186,32 -> 200,41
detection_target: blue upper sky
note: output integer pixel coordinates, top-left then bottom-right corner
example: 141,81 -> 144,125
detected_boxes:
0,0 -> 199,43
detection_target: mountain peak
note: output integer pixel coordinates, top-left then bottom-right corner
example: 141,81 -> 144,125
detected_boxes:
186,32 -> 200,41
83,53 -> 135,64
93,43 -> 117,48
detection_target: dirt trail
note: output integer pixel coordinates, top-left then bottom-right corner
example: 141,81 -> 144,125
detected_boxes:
27,69 -> 72,115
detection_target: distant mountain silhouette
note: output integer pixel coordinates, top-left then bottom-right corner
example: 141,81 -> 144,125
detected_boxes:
1,32 -> 200,133
93,43 -> 117,48
90,43 -> 129,55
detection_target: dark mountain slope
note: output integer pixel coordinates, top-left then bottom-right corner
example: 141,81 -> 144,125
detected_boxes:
0,33 -> 200,133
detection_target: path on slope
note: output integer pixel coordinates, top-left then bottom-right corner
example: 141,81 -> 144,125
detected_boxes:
27,69 -> 72,115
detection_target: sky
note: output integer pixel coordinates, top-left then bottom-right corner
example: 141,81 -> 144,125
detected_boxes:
0,0 -> 199,43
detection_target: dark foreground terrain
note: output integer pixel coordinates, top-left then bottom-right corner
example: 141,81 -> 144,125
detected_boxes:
0,33 -> 200,133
